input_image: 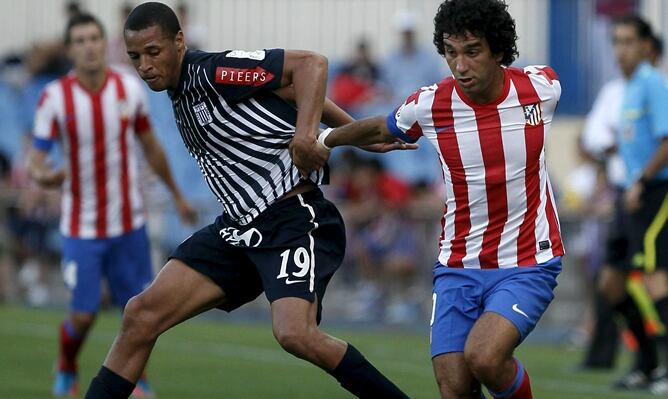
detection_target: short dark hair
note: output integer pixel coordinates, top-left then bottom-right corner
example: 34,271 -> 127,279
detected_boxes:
124,2 -> 181,39
433,0 -> 519,66
613,14 -> 654,41
65,13 -> 105,44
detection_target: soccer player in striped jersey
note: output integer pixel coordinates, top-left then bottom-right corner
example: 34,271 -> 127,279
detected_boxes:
319,0 -> 563,398
27,13 -> 196,398
85,2 -> 412,398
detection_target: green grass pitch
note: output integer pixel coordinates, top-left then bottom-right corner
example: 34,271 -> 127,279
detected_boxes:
0,305 -> 657,398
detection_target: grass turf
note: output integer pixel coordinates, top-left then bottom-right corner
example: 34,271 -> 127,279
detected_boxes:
0,305 -> 657,398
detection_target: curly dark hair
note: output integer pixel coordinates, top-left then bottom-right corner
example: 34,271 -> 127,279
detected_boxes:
433,0 -> 519,66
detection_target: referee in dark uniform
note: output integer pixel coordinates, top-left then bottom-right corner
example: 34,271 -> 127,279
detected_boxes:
85,2 -> 412,398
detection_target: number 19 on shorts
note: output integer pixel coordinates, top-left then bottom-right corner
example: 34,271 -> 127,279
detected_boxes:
277,247 -> 311,285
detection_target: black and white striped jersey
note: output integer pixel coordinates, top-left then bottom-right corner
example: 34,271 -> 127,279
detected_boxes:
168,49 -> 328,225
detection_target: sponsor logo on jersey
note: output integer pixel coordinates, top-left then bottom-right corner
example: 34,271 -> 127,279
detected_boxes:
219,227 -> 263,247
193,102 -> 213,126
226,50 -> 266,60
215,66 -> 274,87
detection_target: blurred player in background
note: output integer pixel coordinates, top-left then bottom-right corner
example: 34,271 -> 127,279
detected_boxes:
27,13 -> 196,398
612,14 -> 668,395
320,0 -> 563,397
581,25 -> 665,390
84,2 -> 412,398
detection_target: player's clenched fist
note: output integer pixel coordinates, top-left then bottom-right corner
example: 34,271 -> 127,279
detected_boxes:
289,134 -> 329,178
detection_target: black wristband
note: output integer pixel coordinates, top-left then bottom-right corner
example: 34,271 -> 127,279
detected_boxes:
638,175 -> 649,187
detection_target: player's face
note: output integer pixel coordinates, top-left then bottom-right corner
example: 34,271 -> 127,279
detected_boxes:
443,32 -> 504,103
125,25 -> 185,91
613,24 -> 649,77
67,23 -> 106,73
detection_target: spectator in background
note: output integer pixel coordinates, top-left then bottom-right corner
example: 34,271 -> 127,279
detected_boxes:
376,10 -> 447,186
27,13 -> 196,397
381,10 -> 447,106
0,55 -> 25,159
330,38 -> 381,117
342,158 -> 421,323
65,1 -> 83,20
177,1 -> 207,50
0,151 -> 12,302
8,134 -> 60,307
107,3 -> 134,69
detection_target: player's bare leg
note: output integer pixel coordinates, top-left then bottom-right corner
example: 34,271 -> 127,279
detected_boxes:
271,296 -> 408,398
271,297 -> 346,368
464,312 -> 532,398
432,352 -> 483,399
85,259 -> 226,398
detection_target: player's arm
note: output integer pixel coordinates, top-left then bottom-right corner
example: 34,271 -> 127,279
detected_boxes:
273,85 -> 354,127
625,74 -> 668,211
320,88 -> 426,153
280,50 -> 330,177
638,138 -> 668,181
27,147 -> 64,189
29,88 -> 64,189
136,130 -> 197,225
320,115 -> 418,153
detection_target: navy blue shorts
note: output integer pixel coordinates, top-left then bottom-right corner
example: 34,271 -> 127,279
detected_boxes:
170,189 -> 345,323
430,257 -> 562,357
61,226 -> 153,313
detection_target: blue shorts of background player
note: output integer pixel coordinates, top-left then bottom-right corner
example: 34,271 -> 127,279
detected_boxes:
61,225 -> 153,313
430,256 -> 561,357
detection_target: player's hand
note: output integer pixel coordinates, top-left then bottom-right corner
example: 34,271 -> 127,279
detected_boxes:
360,142 -> 419,153
290,135 -> 330,178
623,181 -> 643,212
174,196 -> 198,225
34,168 -> 65,189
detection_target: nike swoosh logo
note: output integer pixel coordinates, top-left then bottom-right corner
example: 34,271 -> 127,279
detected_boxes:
285,279 -> 307,285
512,303 -> 529,318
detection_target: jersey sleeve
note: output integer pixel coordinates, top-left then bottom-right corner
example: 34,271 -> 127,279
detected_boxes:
32,88 -> 59,152
645,72 -> 668,138
134,83 -> 152,135
385,88 -> 428,144
524,65 -> 561,102
209,48 -> 284,103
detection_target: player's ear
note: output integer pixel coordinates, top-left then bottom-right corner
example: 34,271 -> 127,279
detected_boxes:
175,31 -> 185,51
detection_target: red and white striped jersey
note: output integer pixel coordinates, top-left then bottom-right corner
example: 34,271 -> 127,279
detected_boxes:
33,68 -> 152,239
387,65 -> 564,269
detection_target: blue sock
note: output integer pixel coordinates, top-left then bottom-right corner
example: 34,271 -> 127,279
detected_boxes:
63,319 -> 82,340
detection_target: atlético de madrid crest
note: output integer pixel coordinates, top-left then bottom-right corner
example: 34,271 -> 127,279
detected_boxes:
523,103 -> 542,126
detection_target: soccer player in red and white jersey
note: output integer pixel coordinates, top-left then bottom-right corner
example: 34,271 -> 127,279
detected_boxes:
319,1 -> 563,398
26,13 -> 196,398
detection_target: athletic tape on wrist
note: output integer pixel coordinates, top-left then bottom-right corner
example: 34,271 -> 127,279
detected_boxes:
317,128 -> 334,150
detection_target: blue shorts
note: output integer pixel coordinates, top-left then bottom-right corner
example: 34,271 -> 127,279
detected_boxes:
430,257 -> 561,357
61,226 -> 153,313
